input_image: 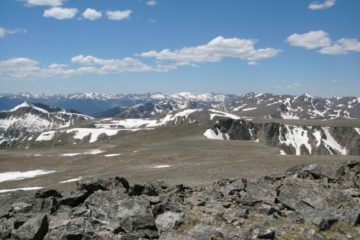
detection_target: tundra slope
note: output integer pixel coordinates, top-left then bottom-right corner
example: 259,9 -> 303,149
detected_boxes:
0,161 -> 359,239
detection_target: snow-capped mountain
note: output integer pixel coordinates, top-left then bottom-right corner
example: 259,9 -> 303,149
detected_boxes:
1,92 -> 360,120
0,101 -> 93,147
204,118 -> 360,156
224,92 -> 360,120
0,92 -> 232,116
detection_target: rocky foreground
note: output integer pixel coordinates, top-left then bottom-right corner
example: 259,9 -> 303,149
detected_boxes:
1,161 -> 360,240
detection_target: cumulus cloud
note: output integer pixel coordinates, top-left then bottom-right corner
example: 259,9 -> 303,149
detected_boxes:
0,27 -> 27,39
0,55 -> 153,79
1,36 -> 281,79
82,8 -> 102,21
43,7 -> 78,20
71,55 -> 153,73
106,10 -> 132,21
146,0 -> 157,6
286,30 -> 331,49
0,28 -> 5,38
309,0 -> 336,10
140,36 -> 281,66
25,0 -> 64,7
0,58 -> 40,79
287,30 -> 360,55
274,83 -> 301,89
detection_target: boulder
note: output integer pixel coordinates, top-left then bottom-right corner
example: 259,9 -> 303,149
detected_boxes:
12,214 -> 48,240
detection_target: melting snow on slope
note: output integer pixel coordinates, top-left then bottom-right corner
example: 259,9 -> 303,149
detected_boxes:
209,109 -> 240,120
242,107 -> 257,112
96,109 -> 201,129
60,177 -> 83,184
203,128 -> 229,140
104,153 -> 122,157
152,164 -> 171,169
66,128 -> 119,143
0,187 -> 43,193
313,130 -> 322,147
280,150 -> 287,155
83,149 -> 104,155
354,128 -> 360,135
279,125 -> 312,155
0,170 -> 55,183
280,112 -> 300,120
36,131 -> 56,141
60,153 -> 81,157
321,127 -> 347,155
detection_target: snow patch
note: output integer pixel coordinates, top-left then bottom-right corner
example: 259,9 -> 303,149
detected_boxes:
0,187 -> 43,193
242,107 -> 257,112
280,112 -> 299,120
209,109 -> 240,120
280,150 -> 287,155
61,153 -> 81,157
83,149 -> 104,155
36,131 -> 56,141
60,177 -> 83,184
322,127 -> 347,155
203,128 -> 228,140
104,153 -> 122,157
279,125 -> 312,155
66,128 -> 119,143
354,128 -> 360,135
0,170 -> 55,183
152,165 -> 171,169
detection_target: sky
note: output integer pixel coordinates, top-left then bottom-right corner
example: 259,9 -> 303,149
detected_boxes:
0,0 -> 359,96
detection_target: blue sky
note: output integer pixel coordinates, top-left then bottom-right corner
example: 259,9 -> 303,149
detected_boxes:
0,0 -> 359,96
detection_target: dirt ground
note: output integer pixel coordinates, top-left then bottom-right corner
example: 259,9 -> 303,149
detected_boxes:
1,124 -> 359,192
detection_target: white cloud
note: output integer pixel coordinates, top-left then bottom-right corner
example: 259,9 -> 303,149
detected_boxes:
320,38 -> 360,55
43,7 -> 78,20
0,58 -> 40,79
0,27 -> 5,38
146,0 -> 157,6
309,0 -> 336,10
0,27 -> 27,39
106,10 -> 132,21
286,30 -> 331,49
82,8 -> 102,21
1,36 -> 281,79
274,83 -> 301,89
25,0 -> 64,7
287,30 -> 360,55
0,55 -> 153,79
140,36 -> 281,66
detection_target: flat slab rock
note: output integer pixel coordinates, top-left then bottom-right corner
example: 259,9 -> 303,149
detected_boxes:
0,161 -> 360,239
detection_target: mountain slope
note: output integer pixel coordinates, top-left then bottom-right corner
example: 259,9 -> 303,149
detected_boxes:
204,118 -> 360,155
0,101 -> 93,148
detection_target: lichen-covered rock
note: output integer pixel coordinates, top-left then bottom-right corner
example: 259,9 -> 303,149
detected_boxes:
1,161 -> 360,239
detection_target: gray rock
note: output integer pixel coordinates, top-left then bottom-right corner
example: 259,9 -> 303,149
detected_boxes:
35,190 -> 62,199
59,190 -> 90,207
241,180 -> 277,205
189,224 -> 224,240
155,211 -> 184,232
12,214 -> 48,240
77,176 -> 129,193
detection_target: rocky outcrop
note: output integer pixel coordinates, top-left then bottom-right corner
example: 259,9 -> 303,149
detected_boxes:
1,161 -> 360,239
206,118 -> 360,155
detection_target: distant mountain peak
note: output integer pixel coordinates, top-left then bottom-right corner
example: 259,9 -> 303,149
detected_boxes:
8,101 -> 49,114
303,92 -> 314,98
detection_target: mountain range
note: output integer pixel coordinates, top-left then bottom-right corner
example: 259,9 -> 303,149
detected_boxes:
1,92 -> 360,155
